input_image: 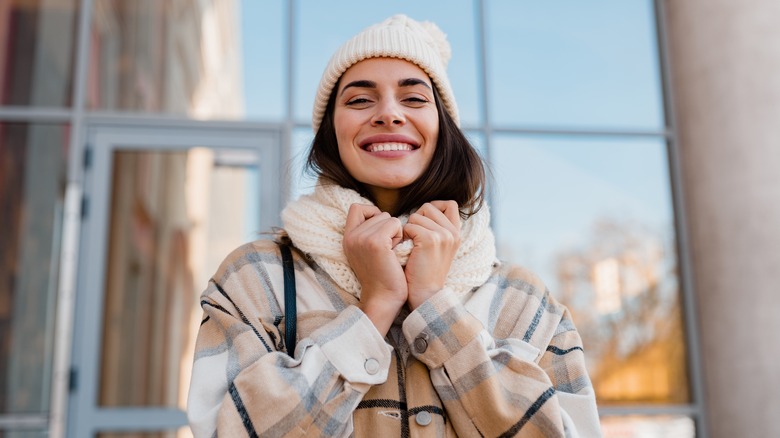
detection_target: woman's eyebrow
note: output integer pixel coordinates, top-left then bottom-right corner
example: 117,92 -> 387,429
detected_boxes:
340,80 -> 376,96
399,78 -> 432,89
340,78 -> 432,96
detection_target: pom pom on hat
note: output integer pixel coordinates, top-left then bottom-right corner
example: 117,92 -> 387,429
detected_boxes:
418,20 -> 452,67
311,14 -> 460,132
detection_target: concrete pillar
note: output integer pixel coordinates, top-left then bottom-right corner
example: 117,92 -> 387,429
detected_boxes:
662,1 -> 780,436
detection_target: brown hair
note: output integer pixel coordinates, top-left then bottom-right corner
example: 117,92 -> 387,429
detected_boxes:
306,83 -> 486,219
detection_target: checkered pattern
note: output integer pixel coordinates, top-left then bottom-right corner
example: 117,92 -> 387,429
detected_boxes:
187,239 -> 602,437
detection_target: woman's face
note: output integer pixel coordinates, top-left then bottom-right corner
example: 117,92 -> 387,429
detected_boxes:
333,57 -> 439,211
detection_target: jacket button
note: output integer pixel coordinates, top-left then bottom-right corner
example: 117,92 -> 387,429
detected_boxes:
364,358 -> 380,375
415,411 -> 432,426
413,335 -> 428,354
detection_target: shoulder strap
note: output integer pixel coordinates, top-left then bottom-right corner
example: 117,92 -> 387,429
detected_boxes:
279,243 -> 297,356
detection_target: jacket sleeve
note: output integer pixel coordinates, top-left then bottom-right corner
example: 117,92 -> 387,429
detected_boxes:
401,287 -> 602,438
187,278 -> 392,438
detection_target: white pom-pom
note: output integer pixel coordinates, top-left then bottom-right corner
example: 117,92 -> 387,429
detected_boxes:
419,21 -> 452,67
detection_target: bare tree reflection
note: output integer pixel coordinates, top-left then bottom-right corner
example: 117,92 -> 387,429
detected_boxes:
554,218 -> 689,405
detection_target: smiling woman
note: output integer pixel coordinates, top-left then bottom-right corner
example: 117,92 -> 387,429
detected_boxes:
332,58 -> 439,211
187,14 -> 602,437
310,64 -> 486,219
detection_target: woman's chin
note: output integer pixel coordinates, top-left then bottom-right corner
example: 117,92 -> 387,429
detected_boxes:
365,178 -> 416,191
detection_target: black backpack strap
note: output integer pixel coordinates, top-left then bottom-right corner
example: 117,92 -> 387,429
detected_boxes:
279,243 -> 297,356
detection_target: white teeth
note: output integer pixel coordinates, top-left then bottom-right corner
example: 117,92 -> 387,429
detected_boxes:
366,142 -> 414,152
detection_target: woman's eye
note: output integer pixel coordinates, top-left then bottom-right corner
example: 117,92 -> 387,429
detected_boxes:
346,98 -> 371,106
404,97 -> 429,104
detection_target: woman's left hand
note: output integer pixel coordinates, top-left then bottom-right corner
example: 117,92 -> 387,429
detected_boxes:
403,200 -> 461,310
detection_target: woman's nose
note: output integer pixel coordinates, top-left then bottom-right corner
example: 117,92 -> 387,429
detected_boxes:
371,100 -> 405,126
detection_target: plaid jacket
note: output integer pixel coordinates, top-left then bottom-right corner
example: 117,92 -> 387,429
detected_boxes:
187,239 -> 602,437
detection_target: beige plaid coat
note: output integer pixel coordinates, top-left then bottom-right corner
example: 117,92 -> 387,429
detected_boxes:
187,239 -> 602,437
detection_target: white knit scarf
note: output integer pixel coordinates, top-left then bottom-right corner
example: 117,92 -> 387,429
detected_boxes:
281,182 -> 497,298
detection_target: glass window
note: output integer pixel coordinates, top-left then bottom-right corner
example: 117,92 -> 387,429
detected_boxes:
98,148 -> 261,408
492,134 -> 689,405
87,0 -> 284,120
294,0 -> 481,126
0,123 -> 69,415
288,127 -> 316,201
0,0 -> 79,107
464,130 -> 487,160
239,0 -> 285,120
486,0 -> 663,130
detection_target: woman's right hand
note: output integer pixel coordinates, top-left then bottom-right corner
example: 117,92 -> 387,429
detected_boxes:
343,204 -> 408,336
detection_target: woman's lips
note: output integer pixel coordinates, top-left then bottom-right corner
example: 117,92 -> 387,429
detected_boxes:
359,134 -> 420,151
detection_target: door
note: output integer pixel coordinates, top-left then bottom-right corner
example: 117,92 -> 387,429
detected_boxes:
68,124 -> 282,437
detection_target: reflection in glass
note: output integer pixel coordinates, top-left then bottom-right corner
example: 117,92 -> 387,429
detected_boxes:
492,135 -> 689,405
486,0 -> 663,130
0,123 -> 68,415
601,415 -> 695,438
294,0 -> 481,125
88,0 -> 284,120
99,148 -> 260,408
0,0 -> 78,106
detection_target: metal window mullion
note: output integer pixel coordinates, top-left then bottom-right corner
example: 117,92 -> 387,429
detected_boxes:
476,0 -> 495,220
292,120 -> 670,140
83,110 -> 284,132
598,403 -> 700,417
491,126 -> 671,139
88,408 -> 187,431
476,0 -> 492,154
50,0 -> 95,437
653,0 -> 709,437
0,107 -> 72,122
281,0 -> 297,203
0,415 -> 49,429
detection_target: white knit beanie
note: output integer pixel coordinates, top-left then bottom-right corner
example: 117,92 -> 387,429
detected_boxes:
312,14 -> 459,132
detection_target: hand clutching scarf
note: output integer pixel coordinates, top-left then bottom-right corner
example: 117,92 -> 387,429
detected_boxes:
281,182 -> 498,299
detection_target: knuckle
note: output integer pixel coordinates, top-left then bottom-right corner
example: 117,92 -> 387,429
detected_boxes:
365,238 -> 385,251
